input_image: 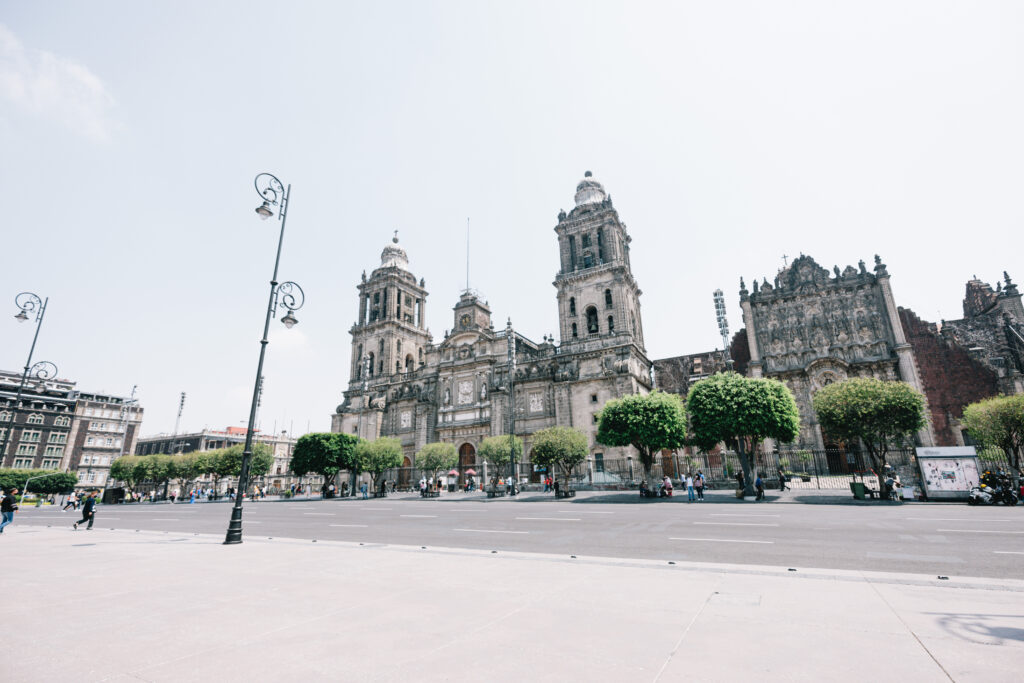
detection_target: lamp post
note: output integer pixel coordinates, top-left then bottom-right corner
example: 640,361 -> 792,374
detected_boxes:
1,293 -> 58,464
224,173 -> 305,545
506,318 -> 518,496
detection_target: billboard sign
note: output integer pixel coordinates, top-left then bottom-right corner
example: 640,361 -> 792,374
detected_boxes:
916,447 -> 980,500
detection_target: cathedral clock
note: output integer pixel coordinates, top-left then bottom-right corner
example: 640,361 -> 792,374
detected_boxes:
460,314 -> 471,329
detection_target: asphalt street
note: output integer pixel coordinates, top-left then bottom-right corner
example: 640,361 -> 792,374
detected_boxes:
17,490 -> 1024,579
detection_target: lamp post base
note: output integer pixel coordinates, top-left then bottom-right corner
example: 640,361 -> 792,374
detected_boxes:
224,505 -> 244,544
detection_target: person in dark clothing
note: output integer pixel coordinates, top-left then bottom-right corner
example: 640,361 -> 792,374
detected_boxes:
553,480 -> 560,496
735,470 -> 745,492
755,474 -> 765,501
73,491 -> 98,530
777,467 -> 788,491
0,488 -> 19,533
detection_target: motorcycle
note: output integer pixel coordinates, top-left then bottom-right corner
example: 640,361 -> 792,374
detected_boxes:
968,470 -> 1019,506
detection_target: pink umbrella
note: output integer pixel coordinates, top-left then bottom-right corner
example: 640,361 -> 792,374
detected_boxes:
448,469 -> 460,476
464,469 -> 477,475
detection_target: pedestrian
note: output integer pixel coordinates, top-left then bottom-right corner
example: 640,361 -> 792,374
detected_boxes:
685,472 -> 695,501
694,471 -> 705,501
663,475 -> 673,497
735,470 -> 745,495
777,466 -> 788,492
360,482 -> 368,499
170,489 -> 177,504
755,473 -> 765,501
189,490 -> 196,504
553,479 -> 560,496
62,492 -> 77,511
419,476 -> 427,497
73,491 -> 98,530
0,488 -> 19,533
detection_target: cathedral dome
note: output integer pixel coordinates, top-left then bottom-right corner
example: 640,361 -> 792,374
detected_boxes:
574,171 -> 607,207
380,233 -> 409,269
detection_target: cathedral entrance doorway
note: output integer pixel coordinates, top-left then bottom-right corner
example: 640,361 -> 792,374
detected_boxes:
398,456 -> 412,488
458,443 -> 476,486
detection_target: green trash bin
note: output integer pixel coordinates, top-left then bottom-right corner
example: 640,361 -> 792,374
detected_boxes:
850,481 -> 866,500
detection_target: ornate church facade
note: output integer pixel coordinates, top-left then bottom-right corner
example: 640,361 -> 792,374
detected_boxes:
331,173 -> 652,478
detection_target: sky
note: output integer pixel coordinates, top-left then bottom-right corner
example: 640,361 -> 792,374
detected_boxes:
1,1 -> 1022,437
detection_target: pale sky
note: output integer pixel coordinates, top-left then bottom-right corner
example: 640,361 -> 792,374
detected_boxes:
1,1 -> 1022,436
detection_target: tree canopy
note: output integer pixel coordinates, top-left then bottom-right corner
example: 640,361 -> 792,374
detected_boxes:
415,442 -> 457,478
813,377 -> 926,496
530,426 -> 588,488
688,372 -> 800,496
219,443 -> 274,489
477,435 -> 522,468
355,437 -> 404,484
962,394 -> 1024,488
0,468 -> 78,495
596,390 -> 687,482
290,432 -> 361,486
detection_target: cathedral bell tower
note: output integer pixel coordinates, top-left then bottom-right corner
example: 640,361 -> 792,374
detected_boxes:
349,234 -> 431,386
553,172 -> 645,351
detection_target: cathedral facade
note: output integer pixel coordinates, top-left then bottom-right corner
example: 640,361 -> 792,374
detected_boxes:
331,173 -> 652,478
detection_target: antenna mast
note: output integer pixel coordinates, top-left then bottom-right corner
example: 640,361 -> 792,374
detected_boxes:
465,217 -> 470,291
713,289 -> 733,370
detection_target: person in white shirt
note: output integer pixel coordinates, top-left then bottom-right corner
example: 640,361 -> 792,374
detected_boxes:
686,473 -> 695,502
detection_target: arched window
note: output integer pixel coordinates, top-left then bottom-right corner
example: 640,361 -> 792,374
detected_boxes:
378,339 -> 385,355
368,352 -> 375,377
586,306 -> 599,334
571,323 -> 578,339
405,354 -> 414,372
0,411 -> 10,422
418,348 -> 424,364
604,289 -> 613,308
607,316 -> 614,333
569,297 -> 576,316
27,413 -> 44,425
356,344 -> 363,379
54,416 -> 70,427
395,361 -> 401,374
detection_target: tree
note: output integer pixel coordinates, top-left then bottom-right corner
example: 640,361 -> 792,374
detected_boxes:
144,454 -> 174,496
355,437 -> 404,491
171,453 -> 203,497
0,469 -> 78,495
688,372 -> 801,497
813,377 -> 926,498
962,394 -> 1024,492
291,433 -> 345,492
415,442 -> 457,484
529,426 -> 588,490
596,390 -> 687,484
219,443 -> 274,492
195,449 -> 225,495
477,434 -> 523,487
110,455 -> 144,492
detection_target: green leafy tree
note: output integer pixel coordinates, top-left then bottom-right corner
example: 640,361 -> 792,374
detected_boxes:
171,453 -> 203,497
0,469 -> 78,495
688,372 -> 800,497
110,455 -> 144,492
355,437 -> 404,491
529,426 -> 588,490
962,394 -> 1024,492
219,443 -> 274,493
813,377 -> 926,497
477,434 -> 523,487
596,390 -> 687,484
415,442 -> 457,484
145,454 -> 174,495
291,432 -> 350,493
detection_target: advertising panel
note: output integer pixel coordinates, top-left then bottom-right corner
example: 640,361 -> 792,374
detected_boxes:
916,447 -> 980,500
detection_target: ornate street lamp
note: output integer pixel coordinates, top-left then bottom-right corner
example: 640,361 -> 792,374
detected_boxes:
0,293 -> 58,463
224,173 -> 305,545
506,318 -> 518,496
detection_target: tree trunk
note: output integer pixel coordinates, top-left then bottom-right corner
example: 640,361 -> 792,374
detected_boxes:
867,449 -> 888,499
737,439 -> 756,497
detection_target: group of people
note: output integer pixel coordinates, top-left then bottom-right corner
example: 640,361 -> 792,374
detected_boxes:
639,472 -> 707,500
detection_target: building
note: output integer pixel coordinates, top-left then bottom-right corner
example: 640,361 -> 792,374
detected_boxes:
332,172 -> 652,479
0,370 -> 143,488
134,426 -> 299,492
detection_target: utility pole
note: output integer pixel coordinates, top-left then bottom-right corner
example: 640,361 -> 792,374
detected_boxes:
713,289 -> 733,371
506,318 -> 517,496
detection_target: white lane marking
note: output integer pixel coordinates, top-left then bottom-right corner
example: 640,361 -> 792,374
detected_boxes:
937,529 -> 1024,534
452,528 -> 528,534
709,513 -> 780,518
330,524 -> 368,528
670,537 -> 773,544
152,519 -> 180,521
400,515 -> 437,518
558,510 -> 613,514
360,507 -> 393,511
446,509 -> 487,512
693,522 -> 779,527
907,518 -> 1014,522
516,517 -> 580,521
995,551 -> 1024,555
302,513 -> 336,516
289,507 -> 314,509
245,521 -> 262,524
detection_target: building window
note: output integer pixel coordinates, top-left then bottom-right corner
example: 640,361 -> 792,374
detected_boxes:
568,235 -> 577,270
591,394 -> 598,403
54,416 -> 70,427
586,307 -> 599,334
26,413 -> 44,425
84,407 -> 94,416
0,411 -> 10,422
583,253 -> 593,268
569,297 -> 576,316
592,414 -> 599,424
581,234 -> 591,249
41,458 -> 59,469
48,432 -> 67,444
368,352 -> 375,377
604,289 -> 613,308
21,430 -> 41,442
607,316 -> 614,333
86,437 -> 95,446
597,228 -> 605,262
16,444 -> 37,456
45,446 -> 64,456
594,453 -> 604,473
13,457 -> 33,468
571,323 -> 578,339
105,438 -> 113,447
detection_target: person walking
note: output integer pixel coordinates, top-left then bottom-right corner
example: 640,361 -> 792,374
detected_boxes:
662,475 -> 673,497
73,491 -> 98,530
777,466 -> 788,492
62,492 -> 77,511
0,488 -> 19,533
360,482 -> 368,499
685,472 -> 695,501
755,473 -> 765,501
694,471 -> 705,501
735,470 -> 745,496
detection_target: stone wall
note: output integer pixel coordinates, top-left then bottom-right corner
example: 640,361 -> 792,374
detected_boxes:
899,307 -> 1000,445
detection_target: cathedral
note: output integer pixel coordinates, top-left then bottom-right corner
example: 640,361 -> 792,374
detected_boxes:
332,172 -> 652,479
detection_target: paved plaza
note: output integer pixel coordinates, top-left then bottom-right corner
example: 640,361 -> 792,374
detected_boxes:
4,496 -> 1024,682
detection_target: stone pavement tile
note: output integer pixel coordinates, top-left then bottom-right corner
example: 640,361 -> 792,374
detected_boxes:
916,637 -> 1024,683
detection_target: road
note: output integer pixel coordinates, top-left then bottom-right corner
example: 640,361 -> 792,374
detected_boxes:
18,490 -> 1024,579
